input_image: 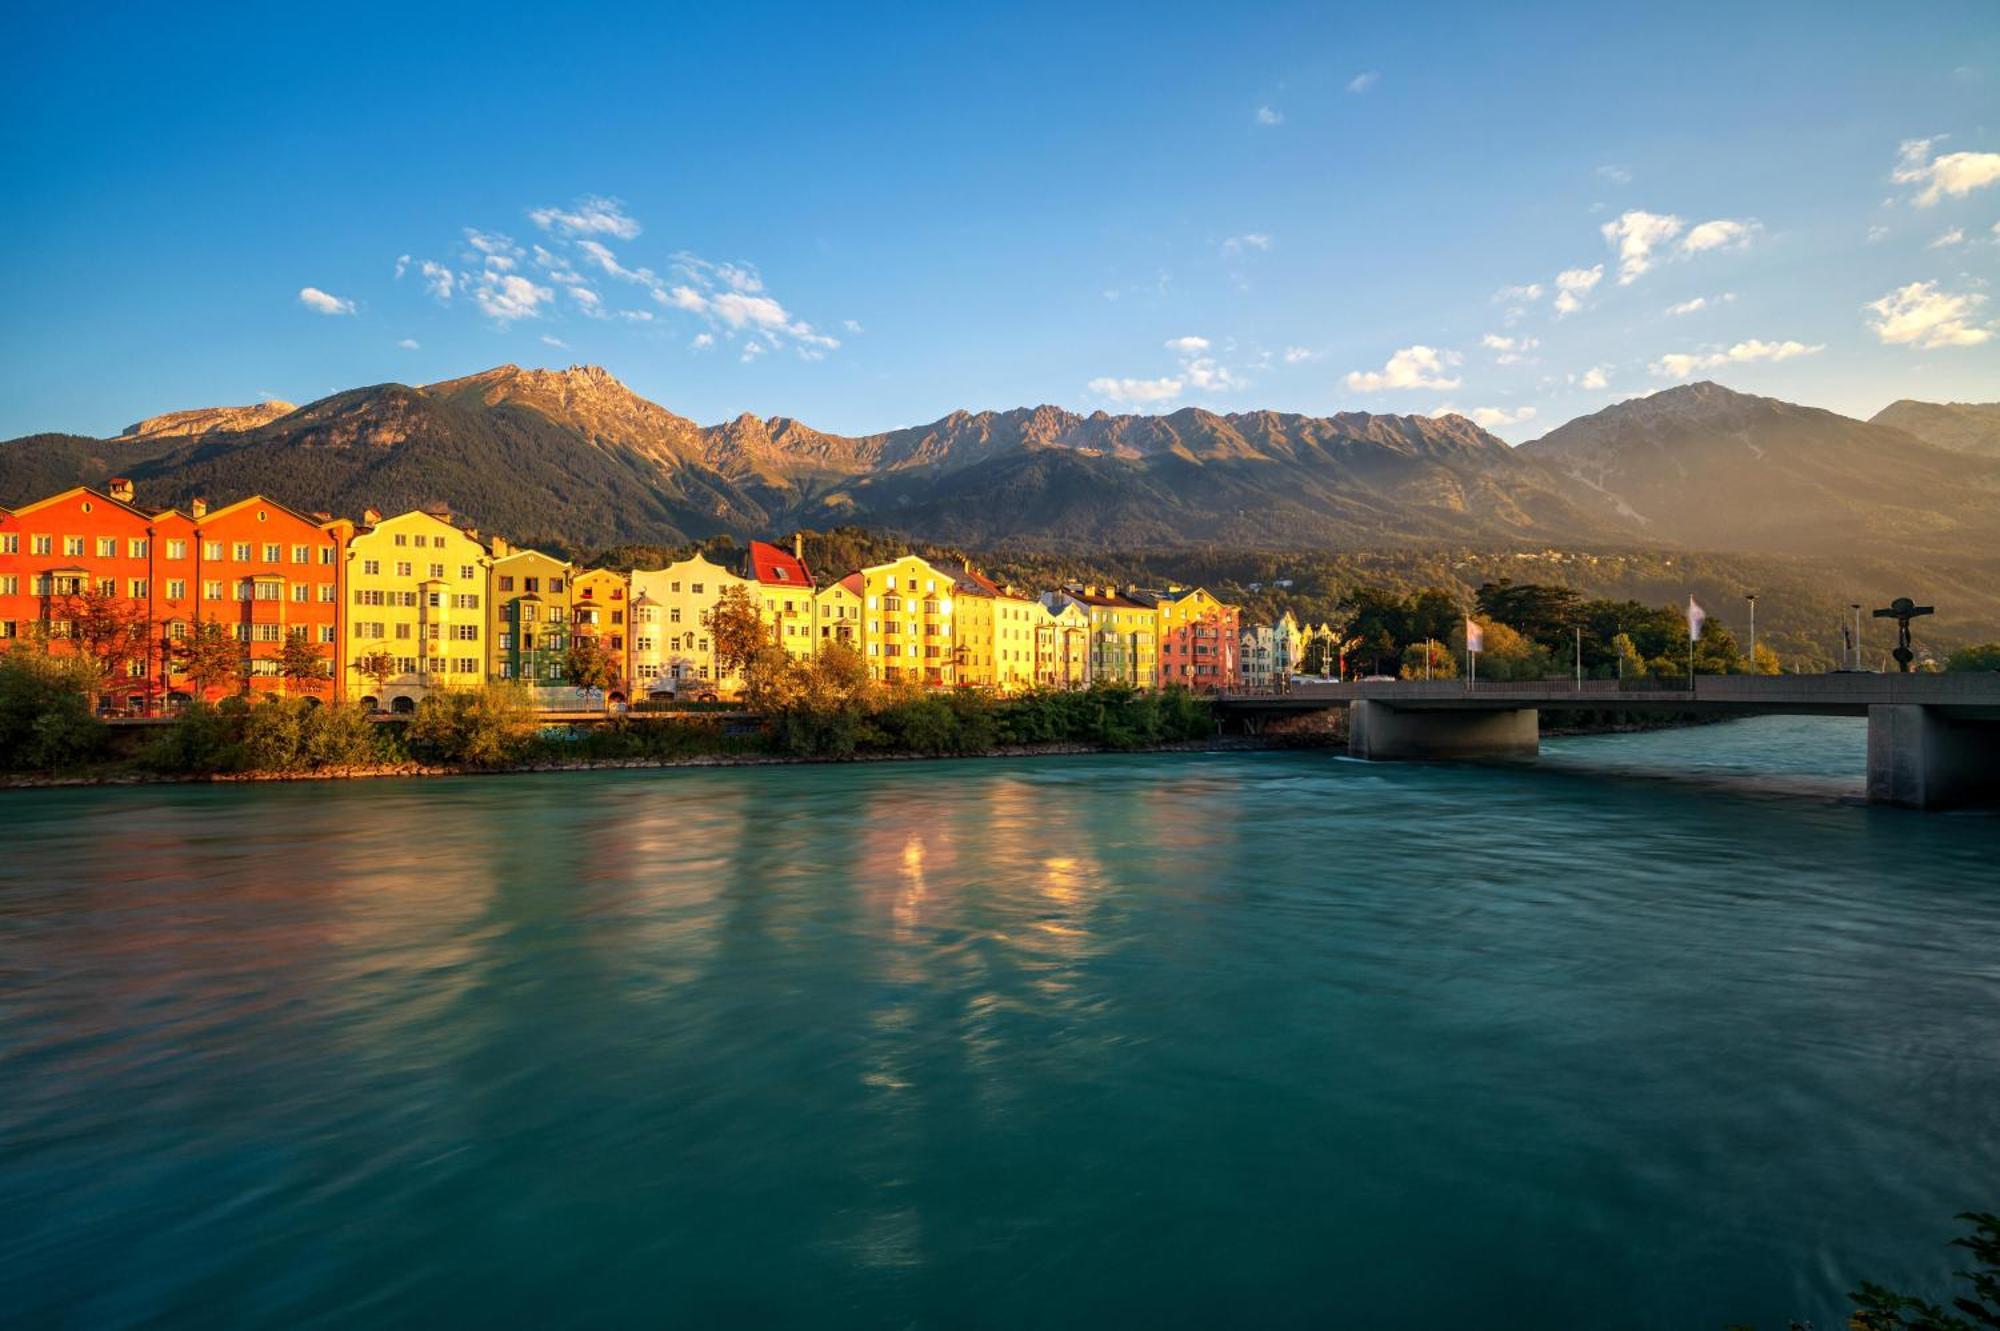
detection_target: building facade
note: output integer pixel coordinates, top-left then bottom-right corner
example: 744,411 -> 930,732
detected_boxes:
488,541 -> 575,687
1034,599 -> 1090,689
814,573 -> 863,651
1047,585 -> 1157,688
1141,586 -> 1240,692
1240,611 -> 1305,690
746,539 -> 817,658
344,509 -> 489,709
859,554 -> 956,687
629,553 -> 743,695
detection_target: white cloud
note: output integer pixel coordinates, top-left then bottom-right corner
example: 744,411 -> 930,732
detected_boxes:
394,255 -> 410,279
1666,297 -> 1707,316
1221,233 -> 1272,256
690,332 -> 714,350
1164,335 -> 1211,353
740,342 -> 767,363
1088,375 -> 1184,404
1596,164 -> 1633,184
568,286 -> 604,315
1601,210 -> 1684,283
1867,224 -> 1891,243
1865,280 -> 1992,348
473,272 -> 554,323
1573,365 -> 1610,390
419,260 -> 456,301
298,286 -> 355,316
1281,346 -> 1317,364
540,335 -> 568,348
617,310 -> 653,322
464,228 -> 520,259
397,338 -> 420,350
1681,218 -> 1759,254
1344,344 -> 1462,392
1893,137 -> 2000,206
1182,357 -> 1244,391
528,195 -> 642,240
1649,338 -> 1824,378
1553,264 -> 1603,315
1255,105 -> 1283,125
1346,71 -> 1379,93
1465,405 -> 1537,429
1929,226 -> 1967,249
843,319 -> 864,334
1493,282 -> 1544,303
1481,333 -> 1538,364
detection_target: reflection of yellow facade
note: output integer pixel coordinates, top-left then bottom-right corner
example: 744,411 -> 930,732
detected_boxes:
487,541 -> 575,685
570,568 -> 630,686
814,574 -> 862,651
344,509 -> 491,705
860,555 -> 955,687
629,553 -> 747,693
1035,600 -> 1090,689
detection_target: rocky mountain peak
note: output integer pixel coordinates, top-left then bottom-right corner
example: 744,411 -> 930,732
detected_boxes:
120,400 -> 297,442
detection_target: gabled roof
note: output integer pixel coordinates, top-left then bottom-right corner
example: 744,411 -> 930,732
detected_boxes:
6,484 -> 152,522
828,572 -> 864,597
935,560 -> 999,599
747,539 -> 814,589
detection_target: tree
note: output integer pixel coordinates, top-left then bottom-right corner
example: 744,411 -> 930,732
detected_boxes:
1610,632 -> 1647,681
278,628 -> 328,696
56,585 -> 151,705
703,584 -> 767,680
1476,581 -> 1584,655
1947,642 -> 2000,672
0,647 -> 106,770
405,684 -> 539,767
1452,617 -> 1556,682
564,636 -> 621,710
1398,638 -> 1458,679
353,648 -> 397,706
175,621 -> 242,702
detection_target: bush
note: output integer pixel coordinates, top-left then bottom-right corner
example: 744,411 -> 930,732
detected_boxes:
0,648 -> 107,771
405,684 -> 540,766
144,699 -> 248,775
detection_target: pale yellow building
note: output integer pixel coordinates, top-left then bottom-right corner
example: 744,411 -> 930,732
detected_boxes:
1046,584 -> 1158,688
1035,599 -> 1091,689
344,507 -> 492,709
937,560 -> 1038,693
629,552 -> 747,695
814,573 -> 863,651
746,539 -> 817,658
859,554 -> 956,688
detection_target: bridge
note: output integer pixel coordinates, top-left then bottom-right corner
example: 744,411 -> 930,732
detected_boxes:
1217,674 -> 2000,811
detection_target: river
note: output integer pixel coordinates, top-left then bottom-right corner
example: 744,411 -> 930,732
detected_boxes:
3,716 -> 1996,1328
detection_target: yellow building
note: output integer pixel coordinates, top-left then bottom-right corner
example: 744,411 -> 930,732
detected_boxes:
487,539 -> 575,686
1049,584 -> 1157,688
859,554 -> 956,687
344,507 -> 492,709
746,539 -> 817,658
628,552 -> 747,696
938,560 -> 1038,693
1035,599 -> 1091,689
570,568 -> 630,690
814,573 -> 863,651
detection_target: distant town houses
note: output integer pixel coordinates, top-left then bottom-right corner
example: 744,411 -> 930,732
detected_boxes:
0,481 -> 1267,714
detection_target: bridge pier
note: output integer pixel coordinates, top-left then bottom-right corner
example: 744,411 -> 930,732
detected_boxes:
1866,705 -> 2000,810
1348,700 -> 1540,762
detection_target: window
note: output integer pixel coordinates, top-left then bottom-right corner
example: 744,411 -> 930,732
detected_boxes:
292,545 -> 309,563
524,577 -> 539,593
130,539 -> 149,558
459,565 -> 475,581
263,543 -> 281,562
451,624 -> 479,641
691,583 -> 704,595
394,533 -> 408,547
32,535 -> 52,555
453,593 -> 479,610
498,576 -> 515,592
255,580 -> 282,601
203,580 -> 223,600
319,584 -> 335,603
0,535 -> 15,554
97,537 -> 117,557
319,626 -> 336,645
130,579 -> 148,598
363,560 -> 380,576
498,632 -> 513,650
0,576 -> 14,595
426,592 -> 441,608
669,608 -> 681,623
635,636 -> 654,652
396,561 -> 413,577
429,564 -> 444,579
549,578 -> 564,593
320,548 -> 335,565
395,624 -> 412,640
167,539 -> 186,560
292,584 -> 309,603
253,623 -> 281,643
233,542 -> 252,561
65,536 -> 86,556
355,589 -> 384,606
611,610 -> 623,625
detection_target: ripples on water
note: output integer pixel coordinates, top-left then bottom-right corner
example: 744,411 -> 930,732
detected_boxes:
2,716 -> 1996,1329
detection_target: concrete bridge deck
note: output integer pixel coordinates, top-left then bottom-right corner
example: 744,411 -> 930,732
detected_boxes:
1217,674 -> 2000,810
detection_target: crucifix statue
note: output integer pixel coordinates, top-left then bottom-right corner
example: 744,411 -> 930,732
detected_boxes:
1871,597 -> 1934,673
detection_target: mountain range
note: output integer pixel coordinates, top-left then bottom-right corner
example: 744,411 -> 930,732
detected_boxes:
3,365 -> 1996,564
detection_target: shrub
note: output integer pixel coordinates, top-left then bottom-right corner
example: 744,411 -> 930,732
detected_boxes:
144,699 -> 248,775
405,684 -> 540,766
0,648 -> 107,771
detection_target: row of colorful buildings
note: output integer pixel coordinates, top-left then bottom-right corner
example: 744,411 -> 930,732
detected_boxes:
0,481 -> 1245,712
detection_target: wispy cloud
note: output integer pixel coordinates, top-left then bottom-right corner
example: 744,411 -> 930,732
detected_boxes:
1221,233 -> 1272,256
1088,375 -> 1183,404
1596,164 -> 1633,185
1345,344 -> 1462,392
528,195 -> 642,240
396,337 -> 420,350
1681,218 -> 1759,254
298,286 -> 355,316
1493,282 -> 1544,303
1866,280 -> 1991,348
474,273 -> 554,323
540,334 -> 568,348
1665,292 -> 1734,316
1929,226 -> 1967,249
1480,333 -> 1538,364
1281,346 -> 1318,364
1345,71 -> 1379,93
1553,264 -> 1603,315
1255,105 -> 1283,125
1164,335 -> 1211,353
1649,338 -> 1823,378
1893,136 -> 2000,206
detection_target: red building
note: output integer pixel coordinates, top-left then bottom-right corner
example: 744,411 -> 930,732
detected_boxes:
0,481 -> 351,711
1138,586 -> 1241,692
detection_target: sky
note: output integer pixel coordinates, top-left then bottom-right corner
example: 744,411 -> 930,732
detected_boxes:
3,1 -> 1997,443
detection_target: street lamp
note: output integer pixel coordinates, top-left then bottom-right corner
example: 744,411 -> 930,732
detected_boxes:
1850,603 -> 1863,670
1745,593 -> 1757,672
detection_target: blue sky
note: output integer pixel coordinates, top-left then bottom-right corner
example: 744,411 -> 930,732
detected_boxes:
4,1 -> 1997,441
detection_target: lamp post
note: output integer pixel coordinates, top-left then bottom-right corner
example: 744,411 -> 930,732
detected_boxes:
1745,593 -> 1757,672
1850,603 -> 1863,670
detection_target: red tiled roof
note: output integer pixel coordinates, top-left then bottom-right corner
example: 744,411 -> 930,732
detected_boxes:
748,539 -> 814,589
836,572 -> 863,596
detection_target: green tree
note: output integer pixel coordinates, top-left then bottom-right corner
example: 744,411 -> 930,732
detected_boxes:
353,648 -> 397,705
1398,638 -> 1458,679
278,628 -> 328,696
56,585 -> 151,706
1452,617 -> 1555,682
405,683 -> 539,766
1476,581 -> 1585,655
564,636 -> 621,710
0,647 -> 107,771
1610,632 -> 1648,681
703,584 -> 768,680
1947,642 -> 2000,672
175,621 -> 242,702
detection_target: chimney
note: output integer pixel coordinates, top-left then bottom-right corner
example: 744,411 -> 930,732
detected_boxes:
463,527 -> 480,543
190,497 -> 208,519
362,507 -> 382,525
312,511 -> 332,521
792,532 -> 803,560
490,535 -> 510,558
108,477 -> 134,503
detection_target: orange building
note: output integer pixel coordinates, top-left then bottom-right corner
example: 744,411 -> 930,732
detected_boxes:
0,480 -> 350,711
1137,586 -> 1240,692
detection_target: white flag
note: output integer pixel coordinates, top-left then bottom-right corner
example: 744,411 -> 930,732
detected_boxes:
1687,596 -> 1706,642
1465,617 -> 1484,653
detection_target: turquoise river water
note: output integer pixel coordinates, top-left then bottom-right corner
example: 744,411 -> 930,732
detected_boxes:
3,716 -> 1997,1328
